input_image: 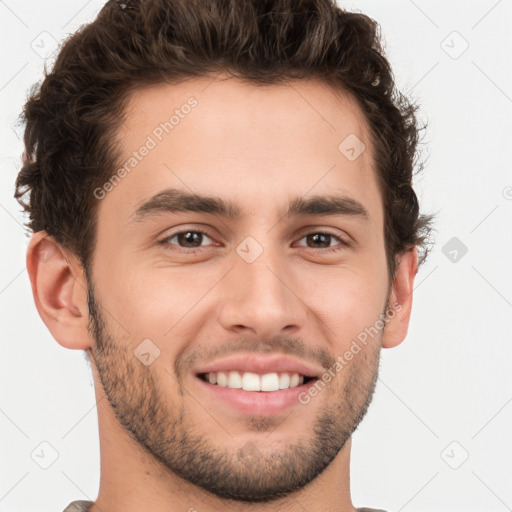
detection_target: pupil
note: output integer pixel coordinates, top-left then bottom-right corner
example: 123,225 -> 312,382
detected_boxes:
180,231 -> 201,247
309,233 -> 329,248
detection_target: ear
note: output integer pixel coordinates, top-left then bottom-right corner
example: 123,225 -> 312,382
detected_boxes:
26,231 -> 92,350
381,247 -> 419,349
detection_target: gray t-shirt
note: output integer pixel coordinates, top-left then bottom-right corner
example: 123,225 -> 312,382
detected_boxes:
63,501 -> 387,511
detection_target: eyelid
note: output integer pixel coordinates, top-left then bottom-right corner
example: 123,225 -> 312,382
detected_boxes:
158,224 -> 217,240
158,227 -> 217,248
294,225 -> 353,244
293,231 -> 351,251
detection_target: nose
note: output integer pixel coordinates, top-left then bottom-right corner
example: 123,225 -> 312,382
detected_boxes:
217,246 -> 307,339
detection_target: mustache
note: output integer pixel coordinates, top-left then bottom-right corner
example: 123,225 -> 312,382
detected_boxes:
175,335 -> 336,380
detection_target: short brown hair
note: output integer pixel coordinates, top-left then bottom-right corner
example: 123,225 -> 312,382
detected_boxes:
15,0 -> 434,278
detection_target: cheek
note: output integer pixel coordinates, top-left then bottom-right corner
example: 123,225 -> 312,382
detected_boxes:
297,265 -> 388,348
97,265 -> 220,351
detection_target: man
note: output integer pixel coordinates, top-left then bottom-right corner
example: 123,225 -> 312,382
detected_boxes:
15,0 -> 433,510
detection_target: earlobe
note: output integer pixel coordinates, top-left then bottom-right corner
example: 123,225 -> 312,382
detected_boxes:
381,247 -> 419,349
26,232 -> 92,350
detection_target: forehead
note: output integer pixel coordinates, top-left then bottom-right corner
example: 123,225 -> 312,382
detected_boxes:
101,75 -> 382,228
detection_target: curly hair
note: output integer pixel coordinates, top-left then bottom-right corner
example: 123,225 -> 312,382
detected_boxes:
15,0 -> 434,279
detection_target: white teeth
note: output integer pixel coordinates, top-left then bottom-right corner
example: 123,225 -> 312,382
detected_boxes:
242,372 -> 261,391
217,372 -> 228,387
227,371 -> 243,389
289,373 -> 300,388
279,372 -> 290,389
261,373 -> 280,391
205,371 -> 308,391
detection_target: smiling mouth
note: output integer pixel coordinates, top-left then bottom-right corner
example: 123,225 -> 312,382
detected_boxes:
197,371 -> 317,392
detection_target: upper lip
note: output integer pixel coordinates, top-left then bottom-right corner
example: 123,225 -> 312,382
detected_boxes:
193,354 -> 323,379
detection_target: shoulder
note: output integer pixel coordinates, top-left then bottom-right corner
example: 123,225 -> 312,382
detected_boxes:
62,500 -> 94,512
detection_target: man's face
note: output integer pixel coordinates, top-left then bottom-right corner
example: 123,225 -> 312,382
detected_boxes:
87,76 -> 390,501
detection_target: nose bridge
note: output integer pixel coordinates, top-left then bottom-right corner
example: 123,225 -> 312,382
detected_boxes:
217,234 -> 305,336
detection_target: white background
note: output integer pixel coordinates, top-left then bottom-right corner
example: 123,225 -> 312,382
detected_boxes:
1,1 -> 511,511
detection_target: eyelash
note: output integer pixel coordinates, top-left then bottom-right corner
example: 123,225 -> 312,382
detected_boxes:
158,228 -> 350,254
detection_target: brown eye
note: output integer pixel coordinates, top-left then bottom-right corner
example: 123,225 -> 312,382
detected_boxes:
295,232 -> 349,253
160,230 -> 215,252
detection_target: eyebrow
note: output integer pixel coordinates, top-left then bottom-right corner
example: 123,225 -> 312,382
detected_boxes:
131,188 -> 370,223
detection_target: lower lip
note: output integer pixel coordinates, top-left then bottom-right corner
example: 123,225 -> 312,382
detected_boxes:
195,376 -> 318,416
